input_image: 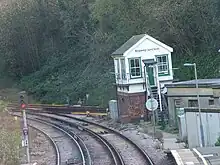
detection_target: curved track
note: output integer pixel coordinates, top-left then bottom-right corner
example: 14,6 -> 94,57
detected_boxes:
62,123 -> 122,165
28,124 -> 61,165
28,112 -> 155,165
29,113 -> 125,165
13,113 -> 86,165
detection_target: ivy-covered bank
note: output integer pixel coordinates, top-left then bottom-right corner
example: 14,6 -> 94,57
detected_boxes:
1,0 -> 220,105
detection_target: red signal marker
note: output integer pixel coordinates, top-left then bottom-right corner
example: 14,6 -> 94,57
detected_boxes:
21,103 -> 26,109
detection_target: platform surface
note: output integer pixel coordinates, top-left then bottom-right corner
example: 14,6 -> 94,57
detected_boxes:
171,148 -> 208,165
196,147 -> 220,165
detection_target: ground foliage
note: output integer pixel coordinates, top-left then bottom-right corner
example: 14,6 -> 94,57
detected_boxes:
0,101 -> 21,165
1,0 -> 220,105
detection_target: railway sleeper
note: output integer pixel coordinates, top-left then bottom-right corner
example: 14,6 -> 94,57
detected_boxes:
99,130 -> 109,134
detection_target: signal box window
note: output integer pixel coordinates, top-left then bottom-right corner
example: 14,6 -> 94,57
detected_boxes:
129,58 -> 141,78
188,99 -> 198,107
115,59 -> 120,79
156,55 -> 168,74
209,99 -> 214,106
174,99 -> 181,108
121,59 -> 126,80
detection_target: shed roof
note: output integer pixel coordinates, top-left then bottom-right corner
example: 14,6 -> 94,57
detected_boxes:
165,78 -> 220,88
111,34 -> 173,56
112,34 -> 145,56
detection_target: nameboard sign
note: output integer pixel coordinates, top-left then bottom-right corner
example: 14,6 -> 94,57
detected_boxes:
135,48 -> 159,52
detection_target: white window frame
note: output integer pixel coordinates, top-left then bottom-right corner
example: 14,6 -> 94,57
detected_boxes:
188,99 -> 198,107
156,55 -> 169,74
120,59 -> 126,80
115,59 -> 120,79
129,58 -> 141,78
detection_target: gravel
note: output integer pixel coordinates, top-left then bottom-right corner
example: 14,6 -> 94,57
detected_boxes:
82,122 -> 149,165
122,130 -> 175,165
28,113 -> 176,165
27,126 -> 55,165
103,133 -> 149,165
61,123 -> 114,165
39,114 -> 158,164
28,120 -> 82,165
75,116 -> 176,165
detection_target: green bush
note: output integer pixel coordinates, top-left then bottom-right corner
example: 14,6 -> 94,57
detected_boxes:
0,112 -> 21,165
0,100 -> 7,112
0,129 -> 21,165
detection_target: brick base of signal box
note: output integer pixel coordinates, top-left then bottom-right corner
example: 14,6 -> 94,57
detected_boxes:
117,92 -> 148,123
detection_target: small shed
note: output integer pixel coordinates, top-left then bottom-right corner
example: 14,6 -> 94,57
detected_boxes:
165,78 -> 220,127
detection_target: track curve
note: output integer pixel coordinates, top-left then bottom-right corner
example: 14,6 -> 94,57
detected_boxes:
12,113 -> 86,165
28,112 -> 155,165
28,124 -> 61,165
27,112 -> 125,165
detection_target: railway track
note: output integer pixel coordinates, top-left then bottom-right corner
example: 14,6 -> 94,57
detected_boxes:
28,113 -> 125,165
13,113 -> 87,165
27,112 -> 155,165
28,124 -> 61,165
13,112 -> 125,165
7,103 -> 107,115
62,123 -> 123,165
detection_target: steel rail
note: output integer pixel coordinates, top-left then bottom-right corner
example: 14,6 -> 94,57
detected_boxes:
28,112 -> 125,165
7,103 -> 105,112
12,113 -> 86,165
56,113 -> 155,165
28,124 -> 61,165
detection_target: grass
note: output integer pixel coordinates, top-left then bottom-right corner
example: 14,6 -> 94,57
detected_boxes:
0,100 -> 8,112
139,121 -> 179,136
0,100 -> 21,165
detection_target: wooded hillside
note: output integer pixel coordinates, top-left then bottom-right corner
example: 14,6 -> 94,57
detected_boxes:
1,0 -> 220,105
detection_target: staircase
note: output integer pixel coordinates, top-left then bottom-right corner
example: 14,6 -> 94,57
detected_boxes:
151,86 -> 169,125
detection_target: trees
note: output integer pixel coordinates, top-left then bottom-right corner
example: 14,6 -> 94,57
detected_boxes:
1,0 -> 220,105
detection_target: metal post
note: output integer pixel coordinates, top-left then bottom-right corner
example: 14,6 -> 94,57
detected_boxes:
145,65 -> 156,139
22,109 -> 30,163
194,63 -> 205,147
143,68 -> 148,120
150,91 -> 156,140
155,65 -> 162,112
155,64 -> 164,126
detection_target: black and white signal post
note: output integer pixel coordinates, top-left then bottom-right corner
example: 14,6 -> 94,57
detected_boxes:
19,91 -> 30,163
142,59 -> 159,139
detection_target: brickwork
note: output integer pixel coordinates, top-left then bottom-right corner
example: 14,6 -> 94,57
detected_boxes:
117,92 -> 148,123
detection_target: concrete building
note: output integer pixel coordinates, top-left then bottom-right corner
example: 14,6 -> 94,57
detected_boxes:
111,34 -> 174,122
165,78 -> 220,127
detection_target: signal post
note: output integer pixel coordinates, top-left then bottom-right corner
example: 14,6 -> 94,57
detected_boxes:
19,91 -> 30,164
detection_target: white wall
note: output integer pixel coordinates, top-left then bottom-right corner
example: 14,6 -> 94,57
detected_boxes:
185,112 -> 200,148
129,84 -> 146,93
125,37 -> 170,58
125,37 -> 173,83
114,58 -> 120,81
186,111 -> 220,148
117,84 -> 146,94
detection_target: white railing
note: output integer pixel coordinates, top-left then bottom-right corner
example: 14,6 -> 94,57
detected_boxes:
115,72 -> 147,84
115,73 -> 129,84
